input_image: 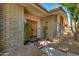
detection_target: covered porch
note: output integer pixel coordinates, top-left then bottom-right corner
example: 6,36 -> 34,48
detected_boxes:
0,3 -> 78,56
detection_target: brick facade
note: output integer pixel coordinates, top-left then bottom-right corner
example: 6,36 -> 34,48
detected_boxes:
0,3 -> 67,52
0,4 -> 24,51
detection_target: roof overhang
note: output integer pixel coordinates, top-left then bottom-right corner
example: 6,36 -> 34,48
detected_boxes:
19,3 -> 68,25
49,8 -> 68,26
19,3 -> 48,17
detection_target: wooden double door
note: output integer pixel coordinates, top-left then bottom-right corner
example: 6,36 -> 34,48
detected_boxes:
27,20 -> 37,38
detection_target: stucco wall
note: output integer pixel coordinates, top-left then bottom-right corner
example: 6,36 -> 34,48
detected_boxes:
0,4 -> 24,51
41,15 -> 57,40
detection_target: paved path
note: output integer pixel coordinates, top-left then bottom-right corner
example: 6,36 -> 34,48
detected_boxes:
40,46 -> 77,56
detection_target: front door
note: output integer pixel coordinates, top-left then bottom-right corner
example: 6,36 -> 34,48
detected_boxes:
27,20 -> 37,38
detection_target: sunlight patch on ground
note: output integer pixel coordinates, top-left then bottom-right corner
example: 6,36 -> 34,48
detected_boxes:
52,39 -> 61,44
58,47 -> 69,52
40,46 -> 66,56
40,46 -> 77,56
36,40 -> 52,48
68,42 -> 74,45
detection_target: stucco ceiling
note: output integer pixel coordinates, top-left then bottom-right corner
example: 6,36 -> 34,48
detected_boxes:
20,3 -> 48,17
19,3 -> 68,25
20,4 -> 67,17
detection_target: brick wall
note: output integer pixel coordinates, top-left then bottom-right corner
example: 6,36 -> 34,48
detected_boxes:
0,4 -> 24,51
0,4 -> 6,51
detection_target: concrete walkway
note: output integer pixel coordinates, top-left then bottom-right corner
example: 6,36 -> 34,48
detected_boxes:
40,46 -> 77,56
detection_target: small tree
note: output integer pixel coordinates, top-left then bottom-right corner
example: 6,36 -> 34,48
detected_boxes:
61,3 -> 77,33
61,3 -> 79,40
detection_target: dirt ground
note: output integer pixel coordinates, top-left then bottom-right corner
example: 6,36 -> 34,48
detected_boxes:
0,42 -> 47,56
0,34 -> 79,56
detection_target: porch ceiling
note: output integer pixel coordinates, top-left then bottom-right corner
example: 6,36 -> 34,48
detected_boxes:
49,8 -> 68,26
19,3 -> 67,17
19,3 -> 48,17
19,3 -> 68,25
49,8 -> 66,16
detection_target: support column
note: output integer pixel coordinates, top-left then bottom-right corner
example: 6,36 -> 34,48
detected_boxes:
57,15 -> 61,37
37,19 -> 42,38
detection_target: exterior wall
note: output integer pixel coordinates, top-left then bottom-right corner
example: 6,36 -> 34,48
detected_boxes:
57,15 -> 64,37
41,15 -> 65,40
0,4 -> 6,51
57,15 -> 61,37
60,16 -> 64,34
40,17 -> 47,38
47,15 -> 57,40
0,3 -> 67,51
0,4 -> 24,51
41,15 -> 57,40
